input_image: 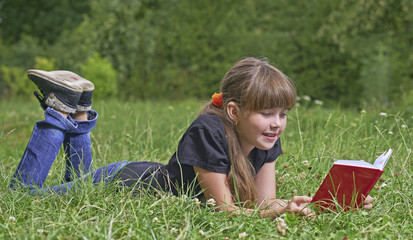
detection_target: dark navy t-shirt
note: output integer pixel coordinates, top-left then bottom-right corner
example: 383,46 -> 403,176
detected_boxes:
116,114 -> 283,196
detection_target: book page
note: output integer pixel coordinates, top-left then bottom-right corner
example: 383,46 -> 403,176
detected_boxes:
334,160 -> 376,169
373,149 -> 393,170
334,149 -> 393,170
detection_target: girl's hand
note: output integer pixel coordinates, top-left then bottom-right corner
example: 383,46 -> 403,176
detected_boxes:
363,195 -> 374,210
287,196 -> 314,216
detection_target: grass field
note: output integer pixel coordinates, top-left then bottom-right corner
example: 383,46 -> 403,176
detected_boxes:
0,99 -> 412,239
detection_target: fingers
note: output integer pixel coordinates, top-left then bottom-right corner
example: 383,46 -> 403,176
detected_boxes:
291,196 -> 313,204
363,195 -> 374,210
288,196 -> 315,216
363,203 -> 373,210
299,205 -> 315,217
364,195 -> 373,204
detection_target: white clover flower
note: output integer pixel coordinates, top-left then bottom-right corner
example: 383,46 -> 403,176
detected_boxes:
296,102 -> 301,107
276,220 -> 288,235
379,112 -> 387,116
303,95 -> 311,101
193,198 -> 201,207
239,232 -> 248,238
207,198 -> 216,207
388,131 -> 393,135
275,217 -> 285,224
408,149 -> 412,154
302,160 -> 309,166
380,183 -> 387,188
296,96 -> 301,101
274,170 -> 279,174
171,227 -> 178,233
199,230 -> 205,236
314,100 -> 324,105
37,229 -> 44,233
152,217 -> 159,222
283,173 -> 290,177
401,124 -> 407,128
9,216 -> 16,222
233,209 -> 242,215
281,213 -> 286,218
360,109 -> 367,114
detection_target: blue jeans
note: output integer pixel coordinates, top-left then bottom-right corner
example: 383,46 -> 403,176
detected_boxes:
10,108 -> 128,194
31,161 -> 129,195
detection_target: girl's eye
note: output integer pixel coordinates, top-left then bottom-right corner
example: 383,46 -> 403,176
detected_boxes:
280,113 -> 288,118
261,111 -> 272,116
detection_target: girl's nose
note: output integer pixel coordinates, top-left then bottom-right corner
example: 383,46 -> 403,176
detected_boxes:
270,116 -> 280,129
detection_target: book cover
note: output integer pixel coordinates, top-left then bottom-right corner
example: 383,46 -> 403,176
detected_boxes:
311,149 -> 393,211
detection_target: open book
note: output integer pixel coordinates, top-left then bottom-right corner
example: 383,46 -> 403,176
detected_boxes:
311,149 -> 393,211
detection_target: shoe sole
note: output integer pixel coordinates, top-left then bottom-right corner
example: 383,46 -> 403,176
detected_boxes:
27,70 -> 86,93
50,70 -> 95,92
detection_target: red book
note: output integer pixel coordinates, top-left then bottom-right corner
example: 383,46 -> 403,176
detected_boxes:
311,149 -> 393,211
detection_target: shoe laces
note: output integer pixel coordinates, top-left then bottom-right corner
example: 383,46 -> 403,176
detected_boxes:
34,90 -> 48,110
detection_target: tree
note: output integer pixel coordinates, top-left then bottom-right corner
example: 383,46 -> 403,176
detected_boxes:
317,0 -> 413,106
0,0 -> 90,45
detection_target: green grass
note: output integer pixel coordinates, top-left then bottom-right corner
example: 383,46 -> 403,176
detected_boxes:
0,99 -> 412,239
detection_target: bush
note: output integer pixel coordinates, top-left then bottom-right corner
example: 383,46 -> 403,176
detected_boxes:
33,57 -> 56,71
0,57 -> 56,99
79,52 -> 118,99
0,65 -> 30,98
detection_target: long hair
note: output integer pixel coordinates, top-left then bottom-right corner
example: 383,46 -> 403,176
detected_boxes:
201,57 -> 296,203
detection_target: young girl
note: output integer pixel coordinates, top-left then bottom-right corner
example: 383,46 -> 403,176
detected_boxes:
10,57 -> 371,218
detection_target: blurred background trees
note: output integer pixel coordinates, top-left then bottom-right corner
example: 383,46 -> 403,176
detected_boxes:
0,0 -> 411,109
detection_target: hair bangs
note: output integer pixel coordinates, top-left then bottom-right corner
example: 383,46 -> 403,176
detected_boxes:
241,66 -> 296,111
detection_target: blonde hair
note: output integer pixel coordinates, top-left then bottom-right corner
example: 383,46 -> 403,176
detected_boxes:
201,57 -> 296,203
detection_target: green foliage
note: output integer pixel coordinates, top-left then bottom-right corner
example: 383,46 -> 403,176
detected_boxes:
0,57 -> 56,98
317,0 -> 413,107
33,57 -> 56,71
0,66 -> 30,98
359,43 -> 391,107
0,0 -> 90,45
0,0 -> 411,108
0,35 -> 45,68
48,18 -> 97,73
80,52 -> 118,99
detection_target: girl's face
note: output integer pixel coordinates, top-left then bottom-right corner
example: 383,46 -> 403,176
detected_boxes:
236,108 -> 288,156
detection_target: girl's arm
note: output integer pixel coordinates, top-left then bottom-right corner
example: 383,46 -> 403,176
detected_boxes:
254,161 -> 313,218
193,164 -> 313,219
193,166 -> 236,211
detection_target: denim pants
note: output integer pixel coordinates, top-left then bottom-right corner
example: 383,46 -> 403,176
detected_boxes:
10,107 -> 128,194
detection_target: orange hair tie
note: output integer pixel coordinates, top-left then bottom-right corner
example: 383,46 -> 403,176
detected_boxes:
212,92 -> 223,108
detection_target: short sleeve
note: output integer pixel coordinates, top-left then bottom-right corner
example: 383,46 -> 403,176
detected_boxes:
250,139 -> 283,173
265,138 -> 282,163
175,118 -> 230,174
